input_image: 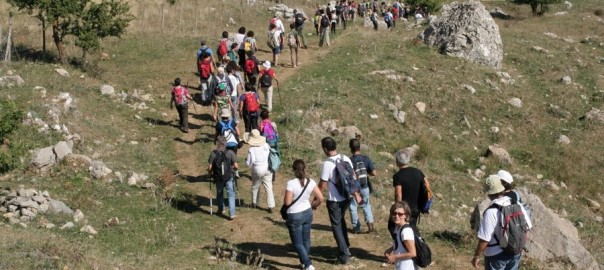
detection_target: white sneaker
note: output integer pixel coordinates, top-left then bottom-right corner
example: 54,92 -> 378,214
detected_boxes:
305,265 -> 315,270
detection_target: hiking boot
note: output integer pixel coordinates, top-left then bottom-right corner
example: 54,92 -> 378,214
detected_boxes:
251,203 -> 257,209
268,208 -> 274,213
234,170 -> 240,178
367,222 -> 375,233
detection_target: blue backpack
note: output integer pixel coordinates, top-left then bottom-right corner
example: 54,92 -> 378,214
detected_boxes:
219,120 -> 238,148
328,155 -> 361,199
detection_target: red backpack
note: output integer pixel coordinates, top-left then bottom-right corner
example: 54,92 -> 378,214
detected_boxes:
245,58 -> 256,75
218,39 -> 228,57
199,59 -> 212,80
244,92 -> 259,113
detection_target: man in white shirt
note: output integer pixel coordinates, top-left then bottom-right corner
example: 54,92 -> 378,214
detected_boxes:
472,175 -> 522,269
317,136 -> 353,265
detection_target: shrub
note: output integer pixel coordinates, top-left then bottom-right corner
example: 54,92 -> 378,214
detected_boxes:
595,9 -> 603,17
0,99 -> 23,142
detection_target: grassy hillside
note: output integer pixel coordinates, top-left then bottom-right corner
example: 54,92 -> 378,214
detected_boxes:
1,0 -> 603,269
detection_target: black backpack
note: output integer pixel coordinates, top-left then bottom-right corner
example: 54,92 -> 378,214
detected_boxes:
320,15 -> 330,28
328,155 -> 361,199
351,155 -> 369,188
211,150 -> 233,182
399,224 -> 432,268
294,13 -> 305,27
260,71 -> 272,87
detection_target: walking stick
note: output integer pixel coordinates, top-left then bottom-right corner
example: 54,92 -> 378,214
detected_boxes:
186,81 -> 199,115
209,176 -> 213,216
276,81 -> 282,105
235,175 -> 241,207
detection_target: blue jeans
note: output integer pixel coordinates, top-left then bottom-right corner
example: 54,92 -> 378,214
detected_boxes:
484,252 -> 521,270
230,96 -> 238,122
326,200 -> 351,263
350,187 -> 374,232
287,208 -> 313,268
215,178 -> 236,217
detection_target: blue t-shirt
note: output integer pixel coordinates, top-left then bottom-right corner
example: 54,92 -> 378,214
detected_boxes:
197,46 -> 214,58
350,154 -> 375,188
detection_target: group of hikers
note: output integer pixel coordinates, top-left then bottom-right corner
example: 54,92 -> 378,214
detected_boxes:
168,2 -> 533,269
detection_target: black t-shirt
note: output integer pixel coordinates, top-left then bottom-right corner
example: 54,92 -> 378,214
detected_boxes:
392,167 -> 425,212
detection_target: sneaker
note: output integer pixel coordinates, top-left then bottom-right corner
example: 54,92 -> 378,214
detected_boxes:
234,171 -> 240,178
229,215 -> 237,220
305,265 -> 315,270
268,208 -> 274,213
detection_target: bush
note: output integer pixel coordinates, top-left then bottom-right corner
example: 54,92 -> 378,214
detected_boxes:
0,99 -> 23,142
595,9 -> 603,17
406,0 -> 444,13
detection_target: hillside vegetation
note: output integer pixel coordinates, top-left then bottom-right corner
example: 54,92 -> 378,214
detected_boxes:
0,0 -> 603,269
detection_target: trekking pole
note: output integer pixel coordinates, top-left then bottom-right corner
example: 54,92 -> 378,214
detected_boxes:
235,176 -> 241,207
276,81 -> 282,105
209,176 -> 213,216
187,81 -> 199,115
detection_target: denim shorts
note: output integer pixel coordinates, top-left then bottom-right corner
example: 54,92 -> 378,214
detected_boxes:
272,46 -> 281,54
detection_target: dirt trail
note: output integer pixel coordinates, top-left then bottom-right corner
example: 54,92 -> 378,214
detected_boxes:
171,30 -> 392,269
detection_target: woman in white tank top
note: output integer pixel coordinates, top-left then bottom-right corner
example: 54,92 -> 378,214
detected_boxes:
384,201 -> 418,270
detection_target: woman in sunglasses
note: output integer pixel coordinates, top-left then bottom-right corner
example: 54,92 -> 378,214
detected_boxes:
384,201 -> 417,270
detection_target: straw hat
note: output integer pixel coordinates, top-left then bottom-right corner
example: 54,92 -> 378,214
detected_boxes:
484,175 -> 505,195
220,108 -> 231,118
248,129 -> 266,147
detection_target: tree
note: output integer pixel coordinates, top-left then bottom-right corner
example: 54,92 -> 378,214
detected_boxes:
74,0 -> 133,65
406,0 -> 444,14
509,0 -> 562,16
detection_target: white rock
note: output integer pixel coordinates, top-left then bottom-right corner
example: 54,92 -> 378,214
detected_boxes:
586,198 -> 601,209
44,223 -> 56,229
490,126 -> 500,134
60,222 -> 75,230
530,46 -> 550,53
564,1 -> 572,10
0,75 -> 25,87
100,84 -> 115,96
561,76 -> 572,85
53,141 -> 72,161
557,135 -> 571,144
89,160 -> 112,179
127,172 -> 140,186
462,84 -> 476,94
487,144 -> 513,164
415,102 -> 426,113
142,183 -> 156,189
55,68 -> 70,77
369,114 -> 379,119
554,11 -> 568,16
394,111 -> 406,124
537,174 -> 544,180
508,98 -> 523,108
80,225 -> 98,235
73,209 -> 85,222
543,179 -> 560,191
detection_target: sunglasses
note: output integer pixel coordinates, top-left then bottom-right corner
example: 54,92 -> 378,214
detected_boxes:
391,212 -> 406,217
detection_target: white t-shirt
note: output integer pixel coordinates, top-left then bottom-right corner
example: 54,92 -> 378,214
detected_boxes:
320,154 -> 353,202
478,196 -> 511,257
393,226 -> 417,270
286,178 -> 317,214
246,143 -> 270,172
228,74 -> 240,98
275,18 -> 286,33
234,33 -> 246,50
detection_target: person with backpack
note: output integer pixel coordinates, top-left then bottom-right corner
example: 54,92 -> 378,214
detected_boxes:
214,108 -> 241,156
208,136 -> 239,220
267,24 -> 282,67
226,62 -> 243,123
349,139 -> 376,234
238,83 -> 260,142
330,10 -> 338,35
228,43 -> 239,65
384,201 -> 417,270
389,148 -> 432,239
244,50 -> 260,86
317,136 -> 359,265
497,170 -> 532,229
283,159 -> 324,270
217,31 -> 230,63
384,8 -> 394,29
197,40 -> 216,103
287,23 -> 301,68
314,9 -> 321,35
234,27 -> 247,70
369,9 -> 379,31
259,110 -> 278,149
243,31 -> 257,56
211,67 -> 235,122
293,9 -> 308,49
319,10 -> 330,47
170,78 -> 193,133
258,61 -> 279,112
246,129 -> 275,213
472,175 -> 524,269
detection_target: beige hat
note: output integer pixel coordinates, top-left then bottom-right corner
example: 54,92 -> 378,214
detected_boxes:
247,129 -> 266,147
217,66 -> 225,74
497,170 -> 514,184
220,108 -> 231,118
484,175 -> 505,195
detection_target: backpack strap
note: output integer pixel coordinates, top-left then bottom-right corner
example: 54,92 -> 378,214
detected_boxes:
485,203 -> 503,247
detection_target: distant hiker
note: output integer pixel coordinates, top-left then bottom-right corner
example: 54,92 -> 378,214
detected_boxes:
219,54 -> 231,69
226,62 -> 243,123
319,10 -> 330,47
238,83 -> 260,142
208,136 -> 239,220
314,10 -> 321,35
288,23 -> 301,68
369,9 -> 378,31
246,129 -> 275,213
214,108 -> 241,155
270,15 -> 286,47
349,139 -> 376,234
198,40 -> 216,103
258,61 -> 279,112
318,136 -> 356,264
384,8 -> 394,29
389,148 -> 431,239
330,11 -> 338,35
170,78 -> 192,133
217,31 -> 230,62
283,159 -> 324,270
235,27 -> 247,70
293,9 -> 308,49
212,67 -> 235,122
267,24 -> 282,66
340,2 -> 349,30
383,201 -> 417,270
259,110 -> 279,149
228,43 -> 239,65
244,50 -> 260,86
472,175 -> 523,269
243,31 -> 257,56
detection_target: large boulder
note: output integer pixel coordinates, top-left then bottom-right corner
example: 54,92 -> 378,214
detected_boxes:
419,1 -> 503,69
470,188 -> 600,269
31,146 -> 57,168
0,75 -> 25,88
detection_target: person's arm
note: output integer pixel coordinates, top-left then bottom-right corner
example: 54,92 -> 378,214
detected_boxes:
311,185 -> 324,209
318,180 -> 328,192
395,185 -> 403,202
228,97 -> 235,111
283,190 -> 294,206
238,95 -> 244,115
271,70 -> 279,82
472,240 -> 488,268
245,150 -> 253,167
212,101 -> 218,121
170,91 -> 175,109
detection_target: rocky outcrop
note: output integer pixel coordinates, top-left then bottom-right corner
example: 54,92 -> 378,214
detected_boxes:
0,75 -> 25,88
419,1 -> 503,69
1,186 -> 73,226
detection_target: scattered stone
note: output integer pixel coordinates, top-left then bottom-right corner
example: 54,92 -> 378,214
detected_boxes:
474,169 -> 485,178
595,216 -> 603,223
486,144 -> 513,164
544,32 -> 559,39
508,98 -> 523,108
0,75 -> 25,88
44,223 -> 56,229
105,217 -> 120,227
419,1 -> 503,68
100,84 -> 115,96
80,225 -> 98,235
415,102 -> 426,113
48,199 -> 74,215
530,46 -> 550,53
73,209 -> 85,222
394,111 -> 406,124
453,157 -> 464,165
60,222 -> 75,230
394,96 -> 403,110
490,7 -> 510,19
53,141 -> 72,161
369,114 -> 379,119
582,108 -> 604,123
31,146 -> 57,169
55,68 -> 70,77
547,104 -> 571,118
490,126 -> 500,134
543,179 -> 560,191
561,76 -> 572,85
333,126 -> 363,139
127,172 -> 140,186
463,84 -> 476,94
560,182 -> 567,189
378,152 -> 395,160
364,18 -> 388,30
496,72 -> 515,84
537,174 -> 544,180
554,11 -> 568,16
142,183 -> 156,189
564,1 -> 572,10
585,198 -> 601,210
89,160 -> 112,179
557,135 -> 571,144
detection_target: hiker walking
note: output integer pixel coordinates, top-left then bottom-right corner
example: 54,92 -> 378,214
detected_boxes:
244,50 -> 260,85
313,9 -> 321,35
246,129 -> 275,213
258,61 -> 279,112
383,201 -> 418,270
288,23 -> 301,68
330,11 -> 338,35
319,10 -> 330,47
349,139 -> 376,234
211,67 -> 235,122
267,24 -> 282,66
214,108 -> 241,156
293,9 -> 308,49
170,78 -> 192,133
369,9 -> 379,31
217,31 -> 230,63
389,148 -> 431,239
235,27 -> 247,70
318,136 -> 355,264
384,8 -> 394,29
259,110 -> 279,149
283,159 -> 324,270
197,40 -> 216,104
238,83 -> 260,142
208,136 -> 239,220
472,175 -> 523,269
225,62 -> 243,123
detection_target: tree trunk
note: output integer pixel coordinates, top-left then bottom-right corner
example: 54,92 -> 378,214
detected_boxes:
42,18 -> 46,52
530,3 -> 538,16
81,49 -> 88,68
4,14 -> 13,62
52,19 -> 67,64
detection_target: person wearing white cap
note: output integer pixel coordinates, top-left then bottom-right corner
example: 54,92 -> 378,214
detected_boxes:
246,129 -> 275,213
258,61 -> 279,112
472,175 -> 521,270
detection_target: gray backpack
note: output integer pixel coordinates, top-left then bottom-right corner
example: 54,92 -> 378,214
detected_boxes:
486,203 -> 530,255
